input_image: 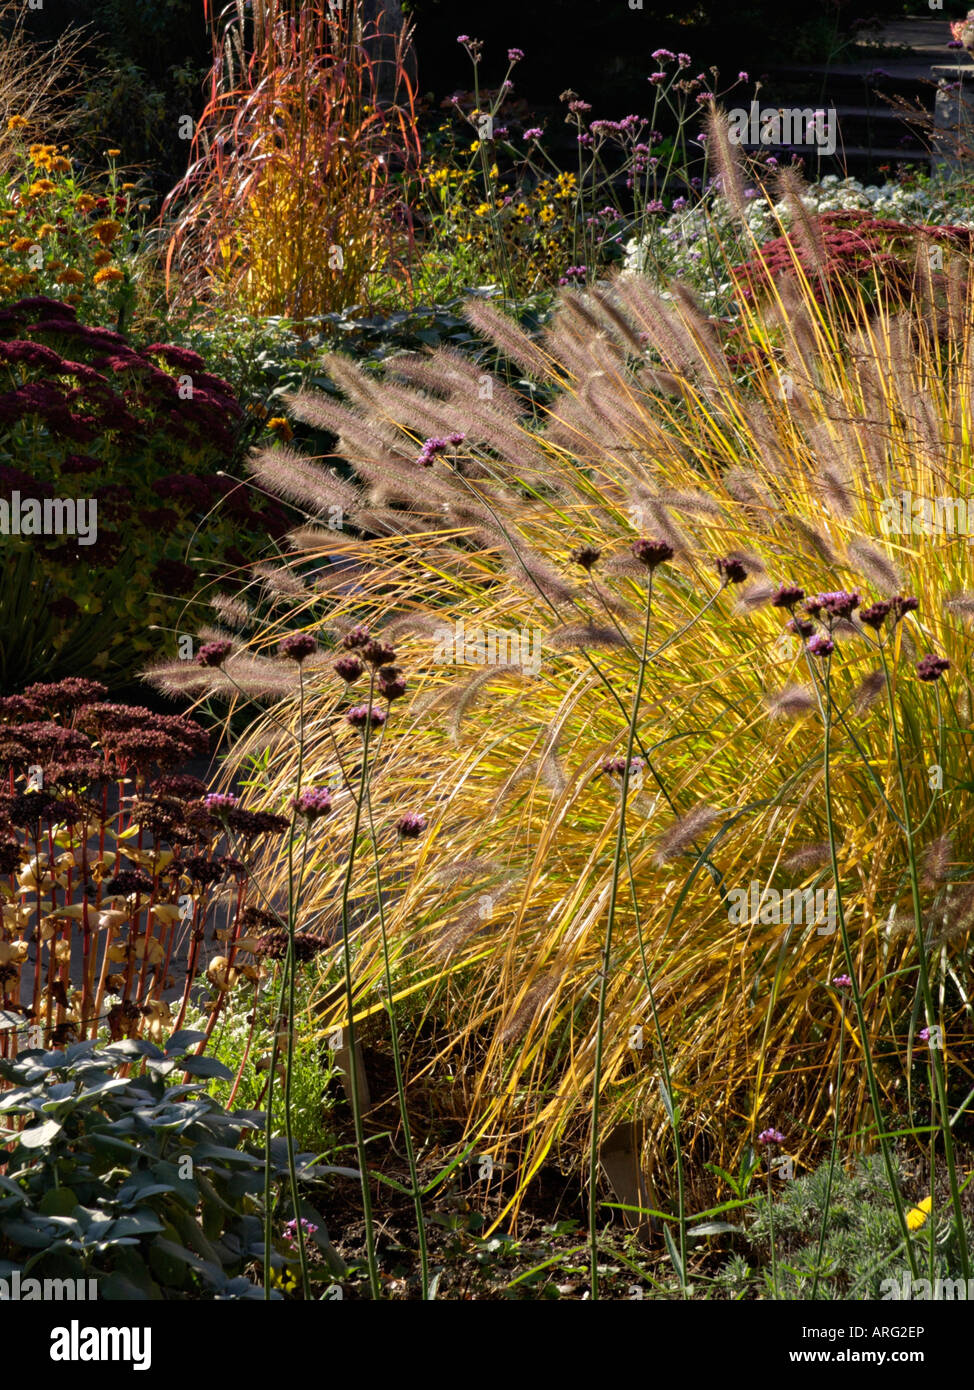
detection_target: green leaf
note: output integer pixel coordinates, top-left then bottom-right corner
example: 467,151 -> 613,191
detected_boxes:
179,1056 -> 233,1081
108,1209 -> 166,1240
39,1188 -> 78,1216
688,1221 -> 741,1237
18,1118 -> 62,1149
663,1224 -> 685,1283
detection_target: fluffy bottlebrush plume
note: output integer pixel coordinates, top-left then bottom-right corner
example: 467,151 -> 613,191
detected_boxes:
463,298 -> 553,380
585,580 -> 642,626
347,506 -> 424,538
430,857 -> 501,887
947,256 -> 968,342
142,658 -> 219,699
723,468 -> 777,513
783,842 -> 833,871
659,487 -> 725,518
852,670 -> 887,712
447,665 -> 525,742
921,833 -> 953,886
547,622 -> 627,651
846,538 -> 902,595
908,389 -> 942,462
654,804 -> 721,865
311,563 -> 373,596
284,386 -> 422,475
546,319 -> 610,386
388,347 -> 522,417
668,283 -> 733,390
775,280 -> 822,383
767,684 -> 817,719
247,445 -> 363,518
497,968 -> 562,1044
706,105 -> 747,222
775,165 -> 826,274
783,513 -> 839,565
817,467 -> 856,519
927,877 -> 974,947
251,562 -> 308,601
210,593 -> 255,632
492,533 -> 578,607
307,355 -> 390,417
587,284 -> 645,354
736,583 -> 781,611
945,592 -> 974,618
613,277 -> 702,380
432,877 -> 519,960
627,491 -> 690,555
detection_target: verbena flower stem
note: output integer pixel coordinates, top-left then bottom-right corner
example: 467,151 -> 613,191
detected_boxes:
810,997 -> 844,1299
363,788 -> 430,1298
338,670 -> 382,1300
806,645 -> 919,1277
589,573 -> 654,1299
282,672 -> 310,1298
623,834 -> 687,1290
879,646 -> 970,1282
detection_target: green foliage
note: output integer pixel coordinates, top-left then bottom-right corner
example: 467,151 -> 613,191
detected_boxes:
183,974 -> 340,1161
0,1032 -> 347,1299
743,1156 -> 972,1300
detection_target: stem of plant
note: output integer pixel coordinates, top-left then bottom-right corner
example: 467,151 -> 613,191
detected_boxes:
589,570 -> 654,1299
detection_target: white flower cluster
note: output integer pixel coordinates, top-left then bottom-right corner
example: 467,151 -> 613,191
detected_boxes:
622,174 -> 974,303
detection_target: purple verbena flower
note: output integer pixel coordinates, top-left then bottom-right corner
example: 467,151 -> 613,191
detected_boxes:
396,811 -> 427,840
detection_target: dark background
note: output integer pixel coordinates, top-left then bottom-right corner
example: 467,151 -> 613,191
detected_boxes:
14,0 -> 941,187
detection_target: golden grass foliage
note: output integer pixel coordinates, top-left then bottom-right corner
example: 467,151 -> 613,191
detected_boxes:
190,176 -> 974,1216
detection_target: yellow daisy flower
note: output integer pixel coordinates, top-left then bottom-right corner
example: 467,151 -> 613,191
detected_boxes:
906,1195 -> 933,1231
56,268 -> 85,286
93,266 -> 124,286
6,115 -> 28,131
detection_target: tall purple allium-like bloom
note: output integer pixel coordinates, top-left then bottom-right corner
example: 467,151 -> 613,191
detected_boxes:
758,1128 -> 785,1146
771,584 -> 805,609
806,590 -> 860,621
916,655 -> 950,683
859,600 -> 891,630
716,555 -> 748,585
632,537 -> 674,570
807,634 -> 835,657
335,655 -> 364,683
195,639 -> 233,668
279,633 -> 317,662
396,811 -> 427,840
293,788 -> 333,819
346,705 -> 386,732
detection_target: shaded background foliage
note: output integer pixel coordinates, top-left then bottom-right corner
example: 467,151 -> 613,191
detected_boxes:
10,0 -> 939,186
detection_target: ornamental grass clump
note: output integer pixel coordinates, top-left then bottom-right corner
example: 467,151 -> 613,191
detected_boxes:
164,0 -> 420,322
179,140 -> 974,1286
